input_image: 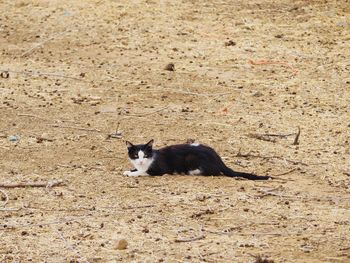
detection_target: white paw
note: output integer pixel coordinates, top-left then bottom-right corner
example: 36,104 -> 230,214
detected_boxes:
123,171 -> 143,177
123,171 -> 132,176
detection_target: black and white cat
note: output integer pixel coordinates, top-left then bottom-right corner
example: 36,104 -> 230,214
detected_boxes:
123,140 -> 271,180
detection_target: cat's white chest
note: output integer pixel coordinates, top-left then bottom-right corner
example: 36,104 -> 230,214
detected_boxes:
131,158 -> 153,172
130,150 -> 154,172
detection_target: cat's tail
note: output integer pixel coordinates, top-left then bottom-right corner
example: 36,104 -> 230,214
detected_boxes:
221,166 -> 271,180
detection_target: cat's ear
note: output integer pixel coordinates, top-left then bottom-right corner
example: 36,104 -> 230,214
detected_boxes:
125,141 -> 134,149
146,139 -> 154,148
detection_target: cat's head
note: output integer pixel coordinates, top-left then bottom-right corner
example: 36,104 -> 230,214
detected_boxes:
125,139 -> 154,168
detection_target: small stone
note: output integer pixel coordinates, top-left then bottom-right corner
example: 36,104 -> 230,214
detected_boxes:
0,71 -> 10,78
9,135 -> 19,142
337,20 -> 348,27
90,101 -> 100,106
41,133 -> 49,140
253,91 -> 263,97
164,63 -> 175,71
275,34 -> 284,38
115,239 -> 128,250
196,195 -> 206,201
225,40 -> 236,46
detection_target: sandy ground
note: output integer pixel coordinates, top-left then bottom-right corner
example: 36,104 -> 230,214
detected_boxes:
1,0 -> 350,262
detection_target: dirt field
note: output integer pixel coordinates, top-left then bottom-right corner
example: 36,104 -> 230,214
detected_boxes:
1,0 -> 350,262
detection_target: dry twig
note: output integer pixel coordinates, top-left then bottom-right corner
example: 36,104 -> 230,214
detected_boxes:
122,205 -> 155,210
175,235 -> 206,243
2,69 -> 87,82
50,124 -> 101,132
249,131 -> 299,143
18,114 -> 48,121
126,106 -> 169,117
251,132 -> 296,138
0,189 -> 9,207
0,180 -> 64,188
166,89 -> 233,97
293,126 -> 301,145
0,207 -> 21,211
248,59 -> 298,75
106,122 -> 123,139
236,151 -> 308,166
273,168 -> 298,176
255,186 -> 296,199
248,134 -> 277,142
21,30 -> 70,57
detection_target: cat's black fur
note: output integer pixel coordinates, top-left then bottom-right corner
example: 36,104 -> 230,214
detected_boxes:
125,140 -> 271,180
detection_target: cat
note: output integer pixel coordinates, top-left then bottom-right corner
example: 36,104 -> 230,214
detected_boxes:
123,139 -> 271,180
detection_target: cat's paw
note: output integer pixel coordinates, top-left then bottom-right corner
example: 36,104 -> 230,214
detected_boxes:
123,171 -> 142,177
123,171 -> 132,176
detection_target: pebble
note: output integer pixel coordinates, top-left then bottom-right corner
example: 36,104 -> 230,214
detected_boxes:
164,63 -> 175,71
115,239 -> 128,250
9,135 -> 19,142
337,20 -> 348,27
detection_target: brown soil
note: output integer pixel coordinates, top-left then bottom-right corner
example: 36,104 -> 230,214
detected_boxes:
1,1 -> 350,262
